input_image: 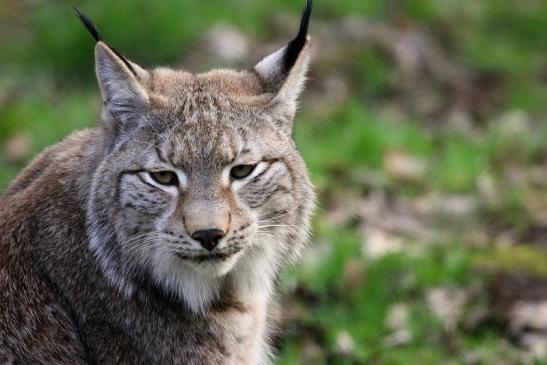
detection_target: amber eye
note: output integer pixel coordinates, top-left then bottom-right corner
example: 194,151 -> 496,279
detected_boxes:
230,164 -> 256,180
149,171 -> 178,186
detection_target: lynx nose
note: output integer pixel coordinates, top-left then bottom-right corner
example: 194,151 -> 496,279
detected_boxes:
191,229 -> 225,251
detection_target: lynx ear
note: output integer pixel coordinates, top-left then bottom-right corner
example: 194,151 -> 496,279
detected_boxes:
254,0 -> 312,129
76,8 -> 148,127
95,42 -> 148,119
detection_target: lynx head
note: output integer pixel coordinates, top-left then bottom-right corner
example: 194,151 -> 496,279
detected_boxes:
80,1 -> 314,312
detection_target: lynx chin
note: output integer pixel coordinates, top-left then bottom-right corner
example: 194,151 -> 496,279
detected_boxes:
0,1 -> 315,364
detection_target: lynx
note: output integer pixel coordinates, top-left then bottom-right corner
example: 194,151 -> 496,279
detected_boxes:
0,1 -> 314,364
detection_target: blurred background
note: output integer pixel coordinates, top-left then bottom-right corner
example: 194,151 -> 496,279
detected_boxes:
1,1 -> 546,363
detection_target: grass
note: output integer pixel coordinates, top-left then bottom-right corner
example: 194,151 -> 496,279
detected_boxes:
278,234 -> 480,364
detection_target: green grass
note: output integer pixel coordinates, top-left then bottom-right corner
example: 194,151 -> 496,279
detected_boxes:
279,230 -> 483,364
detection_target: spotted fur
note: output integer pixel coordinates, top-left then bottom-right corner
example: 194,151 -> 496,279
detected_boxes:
0,2 -> 314,364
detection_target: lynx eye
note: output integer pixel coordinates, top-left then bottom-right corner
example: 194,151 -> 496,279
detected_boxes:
230,164 -> 257,180
149,171 -> 179,186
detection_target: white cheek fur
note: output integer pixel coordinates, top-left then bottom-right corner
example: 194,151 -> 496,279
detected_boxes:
174,169 -> 188,189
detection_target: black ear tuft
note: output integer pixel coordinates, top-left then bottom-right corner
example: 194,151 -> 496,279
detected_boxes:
75,8 -> 137,77
75,7 -> 102,42
283,0 -> 312,73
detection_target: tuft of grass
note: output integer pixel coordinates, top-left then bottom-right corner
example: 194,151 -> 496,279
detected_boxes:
475,245 -> 547,277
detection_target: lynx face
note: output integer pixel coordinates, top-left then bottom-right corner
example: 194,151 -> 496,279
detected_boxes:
82,5 -> 314,312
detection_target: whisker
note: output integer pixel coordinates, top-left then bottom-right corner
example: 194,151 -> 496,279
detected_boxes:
258,199 -> 308,224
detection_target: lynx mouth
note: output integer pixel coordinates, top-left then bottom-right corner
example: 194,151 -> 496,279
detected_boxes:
174,247 -> 243,263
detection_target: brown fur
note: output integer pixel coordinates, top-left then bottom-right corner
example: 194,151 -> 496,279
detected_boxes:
0,6 -> 314,364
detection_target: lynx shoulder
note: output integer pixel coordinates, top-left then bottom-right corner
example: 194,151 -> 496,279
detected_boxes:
0,1 -> 314,364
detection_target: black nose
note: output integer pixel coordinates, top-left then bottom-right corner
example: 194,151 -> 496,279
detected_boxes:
191,229 -> 225,251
